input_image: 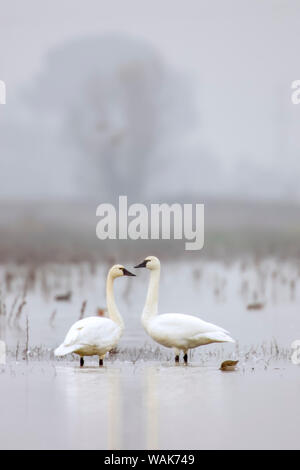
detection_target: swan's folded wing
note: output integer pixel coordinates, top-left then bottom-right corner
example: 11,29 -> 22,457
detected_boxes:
195,318 -> 231,335
55,343 -> 84,356
63,319 -> 87,347
193,330 -> 235,344
158,314 -> 230,334
55,317 -> 121,356
61,317 -> 119,348
150,313 -> 233,342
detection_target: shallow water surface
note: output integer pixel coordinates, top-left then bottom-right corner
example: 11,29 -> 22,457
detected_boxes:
1,258 -> 300,351
0,258 -> 300,449
0,360 -> 299,450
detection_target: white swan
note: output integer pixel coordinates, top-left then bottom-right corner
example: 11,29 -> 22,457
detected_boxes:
55,265 -> 135,367
135,256 -> 235,364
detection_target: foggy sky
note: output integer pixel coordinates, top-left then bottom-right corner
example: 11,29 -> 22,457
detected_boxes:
0,0 -> 300,202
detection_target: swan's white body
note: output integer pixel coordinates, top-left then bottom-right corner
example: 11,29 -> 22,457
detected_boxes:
55,265 -> 132,362
145,313 -> 234,352
137,257 -> 234,358
54,316 -> 122,358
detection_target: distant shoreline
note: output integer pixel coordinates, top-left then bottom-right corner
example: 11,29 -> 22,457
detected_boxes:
0,199 -> 299,262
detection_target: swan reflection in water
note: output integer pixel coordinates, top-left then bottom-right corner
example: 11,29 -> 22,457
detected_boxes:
58,366 -> 122,449
57,363 -> 161,449
58,363 -> 224,450
145,366 -> 159,450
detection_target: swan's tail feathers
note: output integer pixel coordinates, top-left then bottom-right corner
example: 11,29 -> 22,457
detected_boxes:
208,331 -> 235,344
54,343 -> 80,357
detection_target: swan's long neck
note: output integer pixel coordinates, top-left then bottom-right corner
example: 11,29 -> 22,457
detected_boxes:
142,267 -> 160,328
106,274 -> 124,330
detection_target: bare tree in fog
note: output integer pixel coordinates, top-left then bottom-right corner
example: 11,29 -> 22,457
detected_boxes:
29,35 -> 196,200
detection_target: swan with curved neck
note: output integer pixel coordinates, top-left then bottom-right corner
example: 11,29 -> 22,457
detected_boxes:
55,265 -> 135,367
135,256 -> 235,364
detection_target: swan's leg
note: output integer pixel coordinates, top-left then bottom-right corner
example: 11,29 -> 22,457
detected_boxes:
183,353 -> 188,364
99,358 -> 103,367
174,348 -> 180,363
80,357 -> 84,367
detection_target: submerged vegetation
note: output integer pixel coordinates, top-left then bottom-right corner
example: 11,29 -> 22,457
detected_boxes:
0,257 -> 298,369
2,338 -> 292,369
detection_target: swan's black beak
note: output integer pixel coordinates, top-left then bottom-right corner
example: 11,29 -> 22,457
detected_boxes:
122,268 -> 136,277
134,260 -> 148,269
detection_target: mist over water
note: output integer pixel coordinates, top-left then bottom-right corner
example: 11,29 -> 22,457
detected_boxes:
1,2 -> 300,451
1,3 -> 300,203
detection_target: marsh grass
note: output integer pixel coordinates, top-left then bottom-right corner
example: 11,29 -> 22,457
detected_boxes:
3,339 -> 292,371
0,259 -> 298,370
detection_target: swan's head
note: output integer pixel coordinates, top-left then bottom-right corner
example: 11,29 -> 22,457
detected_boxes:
134,256 -> 160,271
109,264 -> 136,279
